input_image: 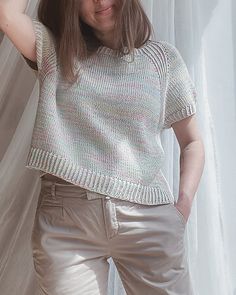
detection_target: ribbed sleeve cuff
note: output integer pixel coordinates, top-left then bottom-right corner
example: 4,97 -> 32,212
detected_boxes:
162,101 -> 197,129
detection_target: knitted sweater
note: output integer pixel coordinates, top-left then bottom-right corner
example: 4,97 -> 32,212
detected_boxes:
22,19 -> 197,205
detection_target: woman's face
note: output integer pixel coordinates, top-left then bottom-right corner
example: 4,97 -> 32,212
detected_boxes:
79,0 -> 118,34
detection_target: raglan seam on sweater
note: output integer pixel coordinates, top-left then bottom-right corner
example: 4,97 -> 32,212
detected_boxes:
32,19 -> 57,75
146,41 -> 169,131
142,41 -> 167,83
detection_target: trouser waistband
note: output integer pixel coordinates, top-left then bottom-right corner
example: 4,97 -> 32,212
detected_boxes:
41,179 -> 110,200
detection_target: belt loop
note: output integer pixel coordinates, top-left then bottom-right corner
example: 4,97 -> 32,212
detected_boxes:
51,183 -> 56,199
86,191 -> 105,200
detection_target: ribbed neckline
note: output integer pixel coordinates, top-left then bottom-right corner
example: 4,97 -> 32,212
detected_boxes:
96,40 -> 153,57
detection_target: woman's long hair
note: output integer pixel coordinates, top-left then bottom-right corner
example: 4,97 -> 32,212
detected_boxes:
37,0 -> 155,85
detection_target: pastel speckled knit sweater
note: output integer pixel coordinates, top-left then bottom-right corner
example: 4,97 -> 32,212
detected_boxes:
22,19 -> 197,205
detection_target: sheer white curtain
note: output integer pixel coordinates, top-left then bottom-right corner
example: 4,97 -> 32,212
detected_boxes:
0,0 -> 235,294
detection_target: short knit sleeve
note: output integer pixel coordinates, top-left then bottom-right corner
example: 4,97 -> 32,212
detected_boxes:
21,18 -> 56,74
160,41 -> 197,129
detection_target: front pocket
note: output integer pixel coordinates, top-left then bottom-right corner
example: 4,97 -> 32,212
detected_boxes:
169,203 -> 187,226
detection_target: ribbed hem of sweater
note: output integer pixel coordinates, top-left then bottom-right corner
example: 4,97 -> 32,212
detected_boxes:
26,147 -> 175,205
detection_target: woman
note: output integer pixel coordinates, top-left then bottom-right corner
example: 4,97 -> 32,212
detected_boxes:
0,0 -> 205,294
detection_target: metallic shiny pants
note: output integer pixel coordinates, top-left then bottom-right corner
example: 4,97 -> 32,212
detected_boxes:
31,179 -> 194,295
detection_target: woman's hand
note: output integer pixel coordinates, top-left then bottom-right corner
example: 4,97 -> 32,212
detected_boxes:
174,197 -> 192,223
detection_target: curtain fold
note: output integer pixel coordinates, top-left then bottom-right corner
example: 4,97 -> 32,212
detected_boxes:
0,0 -> 235,294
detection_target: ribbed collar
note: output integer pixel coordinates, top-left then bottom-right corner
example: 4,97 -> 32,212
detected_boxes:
96,40 -> 153,61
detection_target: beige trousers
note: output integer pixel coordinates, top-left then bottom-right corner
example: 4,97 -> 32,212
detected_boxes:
31,178 -> 194,295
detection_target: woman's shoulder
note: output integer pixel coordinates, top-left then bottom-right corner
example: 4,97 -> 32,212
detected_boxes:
149,39 -> 180,56
148,40 -> 187,71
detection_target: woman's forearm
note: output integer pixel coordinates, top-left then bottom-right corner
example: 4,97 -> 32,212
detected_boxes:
178,139 -> 205,205
0,0 -> 29,14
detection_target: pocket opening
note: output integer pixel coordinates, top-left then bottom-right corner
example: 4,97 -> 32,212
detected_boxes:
169,203 -> 187,226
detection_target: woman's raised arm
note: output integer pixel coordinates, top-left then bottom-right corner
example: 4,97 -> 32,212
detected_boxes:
0,1 -> 37,64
